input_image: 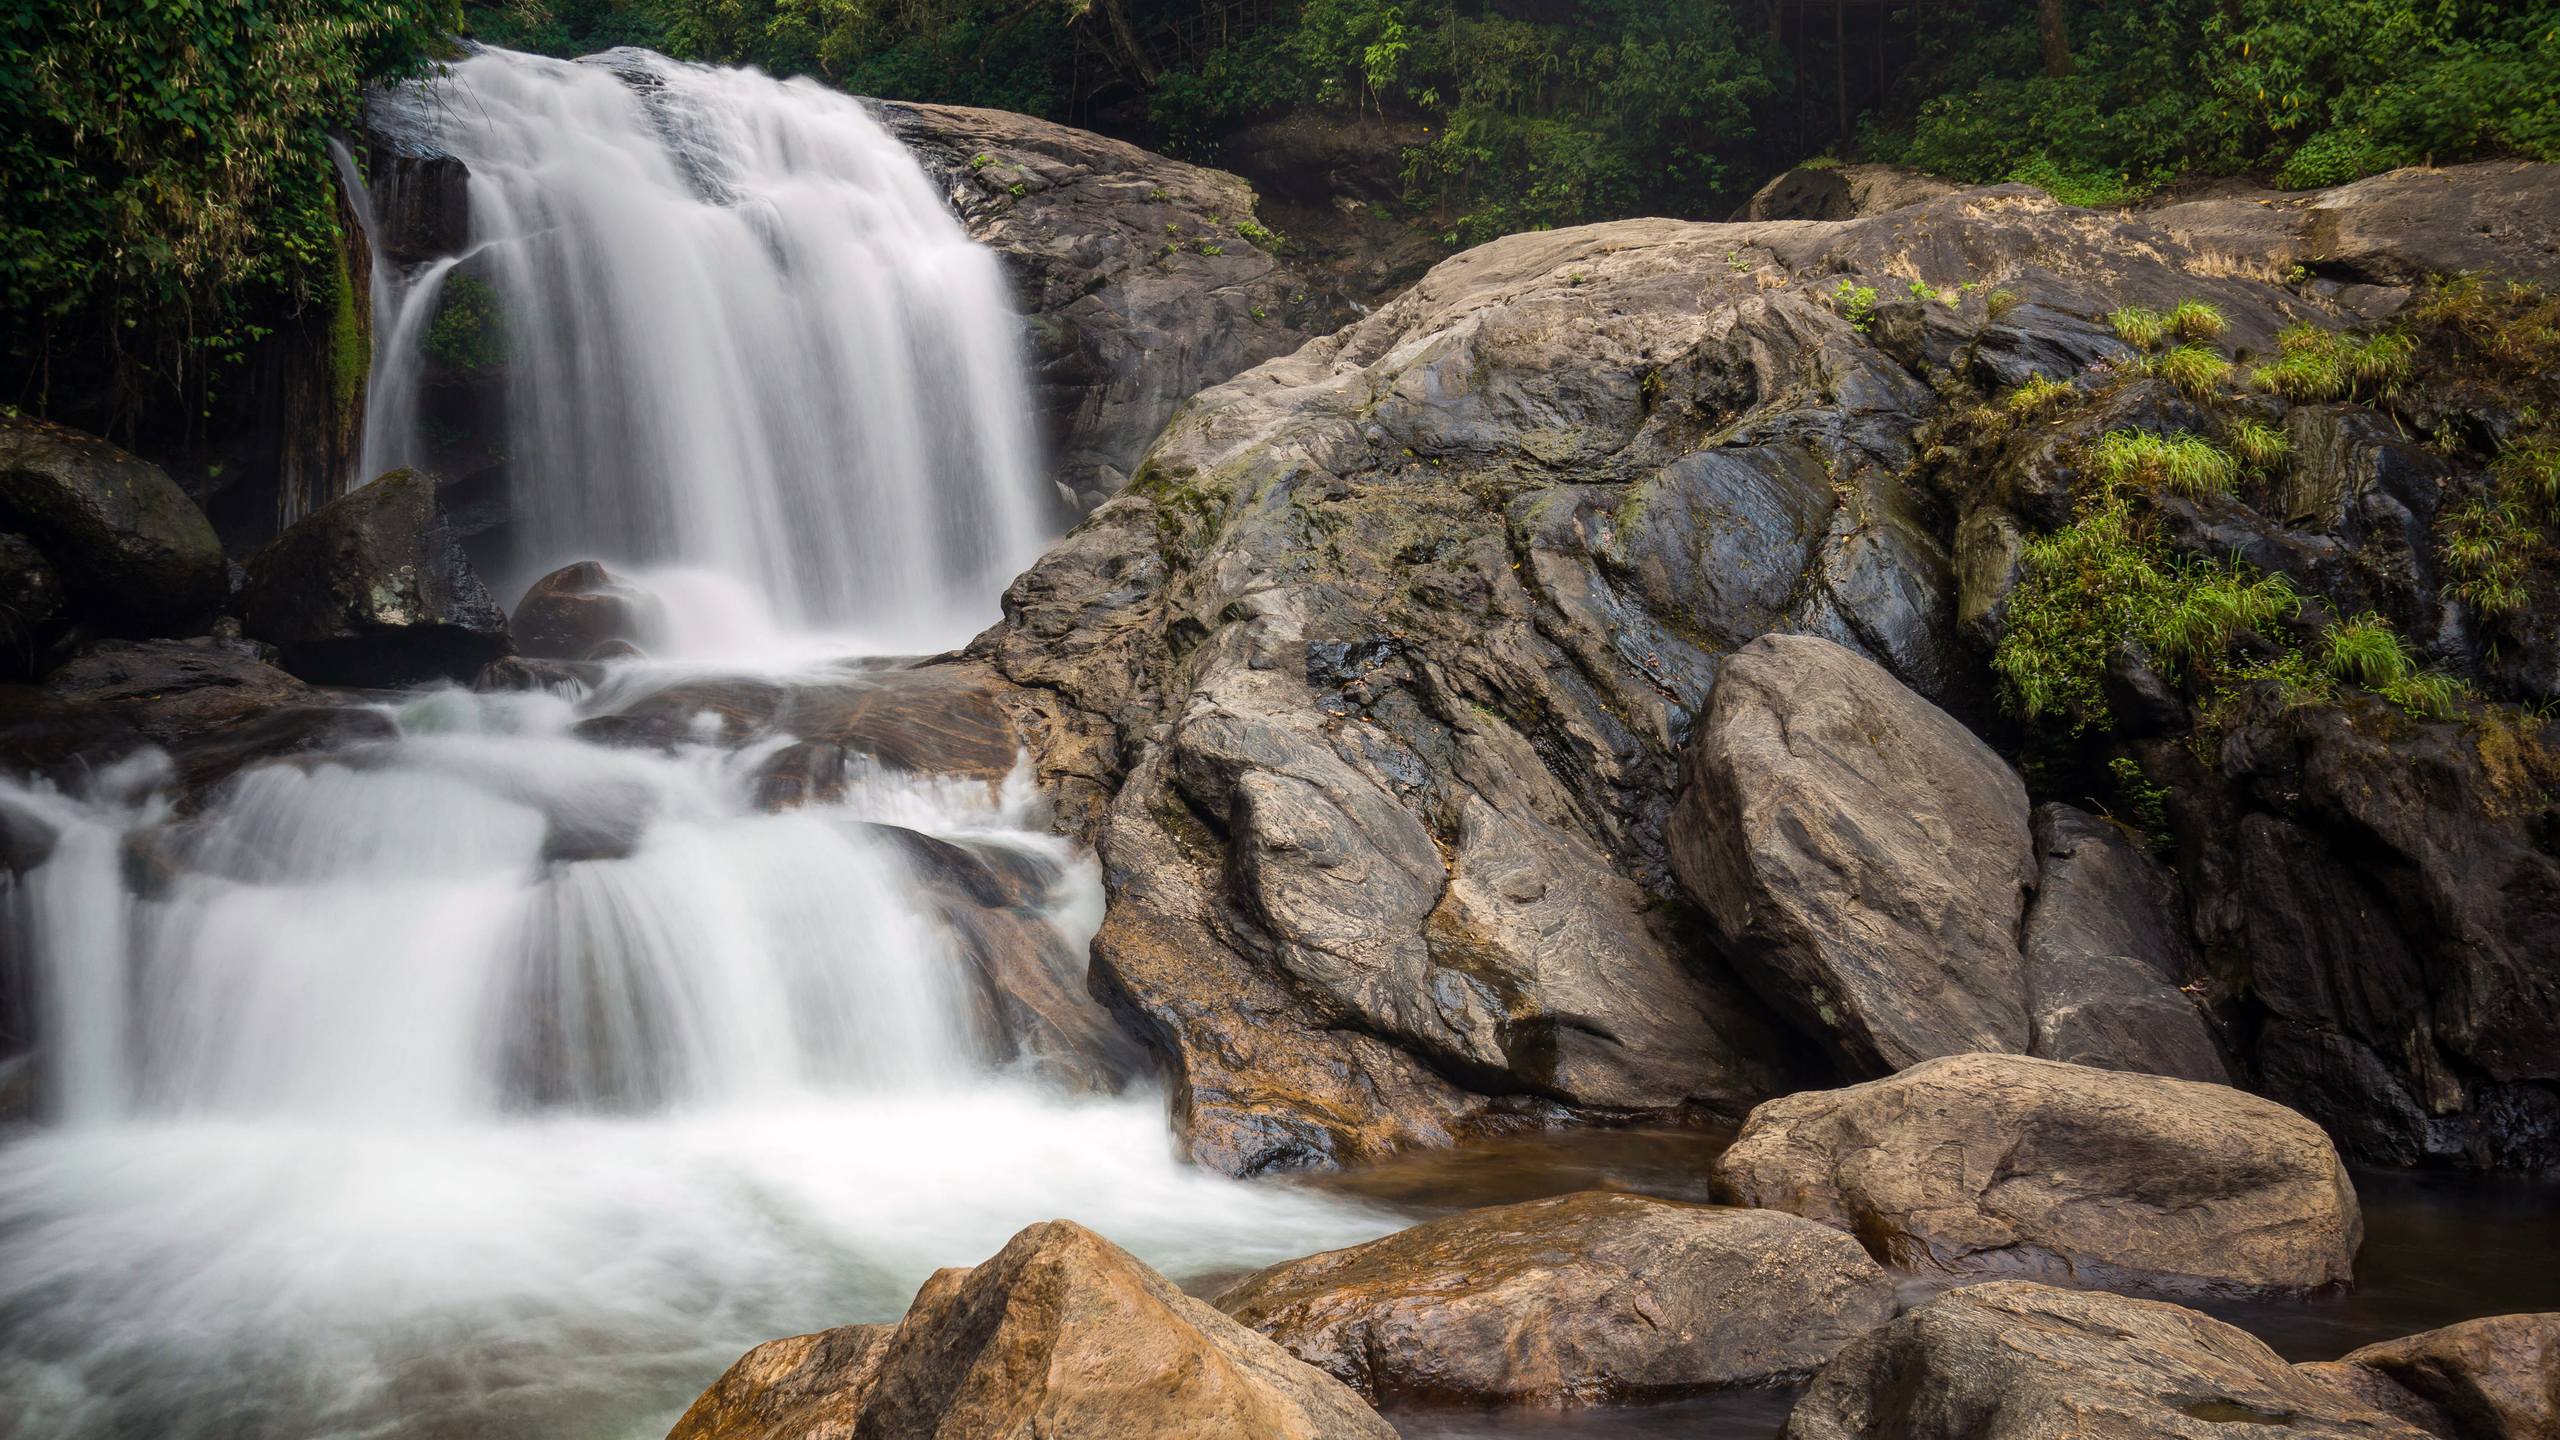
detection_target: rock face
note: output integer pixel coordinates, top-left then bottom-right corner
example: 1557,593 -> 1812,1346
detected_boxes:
2316,1314 -> 2560,1440
875,102 -> 1329,508
510,561 -> 664,661
2021,804 -> 2227,1082
1783,1281 -> 2433,1440
1667,633 -> 2036,1072
963,173 -> 2418,1176
241,468 -> 511,686
1213,1191 -> 1897,1406
1712,1053 -> 2361,1296
668,1220 -> 1395,1440
2151,162 -> 2560,291
0,417 -> 226,632
1736,163 -> 1963,221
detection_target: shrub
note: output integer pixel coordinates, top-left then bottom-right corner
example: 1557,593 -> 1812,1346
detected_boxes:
2090,429 -> 2240,498
1833,279 -> 1879,332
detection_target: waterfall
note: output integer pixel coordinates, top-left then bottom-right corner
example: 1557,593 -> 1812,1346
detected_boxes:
360,47 -> 1052,651
0,48 -> 1392,1440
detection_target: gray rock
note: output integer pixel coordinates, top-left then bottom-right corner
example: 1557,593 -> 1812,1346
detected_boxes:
0,418 -> 225,632
242,468 -> 511,686
1783,1282 -> 2433,1440
2151,161 -> 2560,291
1735,163 -> 1964,221
1669,633 -> 2035,1073
1215,1192 -> 1898,1406
1714,1053 -> 2362,1297
874,103 -> 1326,508
2022,803 -> 2228,1082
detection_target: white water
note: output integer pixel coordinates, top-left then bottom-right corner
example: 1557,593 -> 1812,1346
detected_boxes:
0,48 -> 1394,1440
361,46 -> 1051,651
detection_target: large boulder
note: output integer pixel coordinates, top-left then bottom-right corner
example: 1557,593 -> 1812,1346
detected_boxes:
1712,1053 -> 2361,1296
0,532 -> 66,677
2150,161 -> 2560,291
0,418 -> 225,632
509,561 -> 663,661
2021,804 -> 2228,1082
241,468 -> 510,685
667,1219 -> 1394,1440
874,103 -> 1328,507
1782,1281 -> 2433,1440
1213,1191 -> 1897,1406
1668,633 -> 2035,1072
2313,1314 -> 2560,1440
43,638 -> 311,746
1735,162 -> 1962,221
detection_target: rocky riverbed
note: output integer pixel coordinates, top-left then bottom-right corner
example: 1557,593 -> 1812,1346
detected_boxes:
1,61 -> 2557,1440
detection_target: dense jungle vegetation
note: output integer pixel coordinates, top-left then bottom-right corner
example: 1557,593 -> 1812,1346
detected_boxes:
3,0 -> 2554,429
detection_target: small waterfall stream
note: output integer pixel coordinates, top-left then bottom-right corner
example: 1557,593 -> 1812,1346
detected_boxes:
0,47 -> 1389,1440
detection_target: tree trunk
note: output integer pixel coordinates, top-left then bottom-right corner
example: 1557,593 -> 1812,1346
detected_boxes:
2037,0 -> 2074,77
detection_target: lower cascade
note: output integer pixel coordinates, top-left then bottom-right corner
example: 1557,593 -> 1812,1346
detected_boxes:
0,45 -> 1387,1440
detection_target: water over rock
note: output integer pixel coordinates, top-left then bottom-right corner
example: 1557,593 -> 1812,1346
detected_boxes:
1713,1053 -> 2361,1297
509,561 -> 664,661
0,417 -> 225,633
669,1219 -> 1395,1440
1213,1191 -> 1897,1406
1782,1282 -> 2433,1440
242,468 -> 510,686
876,102 -> 1327,509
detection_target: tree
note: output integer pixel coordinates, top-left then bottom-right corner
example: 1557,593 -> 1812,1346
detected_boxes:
2036,0 -> 2073,76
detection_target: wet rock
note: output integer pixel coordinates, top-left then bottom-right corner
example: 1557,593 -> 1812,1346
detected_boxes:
1214,1192 -> 1897,1406
2319,1314 -> 2560,1440
1783,1281 -> 2432,1440
0,533 -> 65,679
43,639 -> 313,747
0,417 -> 226,632
0,685 -> 144,783
509,561 -> 663,661
2021,804 -> 2227,1082
874,103 -> 1327,507
1668,633 -> 2035,1073
574,677 -> 786,750
242,469 -> 511,686
165,706 -> 399,810
472,655 -> 598,694
671,1219 -> 1395,1440
774,663 -> 1022,783
1713,1053 -> 2361,1297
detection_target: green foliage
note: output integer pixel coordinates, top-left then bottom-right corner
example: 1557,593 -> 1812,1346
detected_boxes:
1986,288 -> 2024,322
2251,323 -> 2414,401
1832,279 -> 1878,333
2167,300 -> 2227,342
2225,415 -> 2290,471
2090,429 -> 2239,498
2110,305 -> 2172,350
422,273 -> 514,375
1881,1 -> 2560,203
2319,611 -> 2469,718
2005,373 -> 2076,416
1993,490 -> 2298,729
2152,342 -> 2234,399
327,243 -> 367,416
2107,755 -> 2174,845
2441,496 -> 2534,613
2,1 -> 447,419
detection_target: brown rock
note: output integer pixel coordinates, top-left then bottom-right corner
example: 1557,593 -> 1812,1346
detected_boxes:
2335,1314 -> 2560,1440
1712,1053 -> 2361,1297
1214,1191 -> 1898,1406
1782,1281 -> 2434,1440
667,1219 -> 1393,1440
510,561 -> 664,660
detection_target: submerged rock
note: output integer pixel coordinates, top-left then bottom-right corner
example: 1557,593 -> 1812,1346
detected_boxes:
1712,1053 -> 2361,1297
1214,1191 -> 1897,1406
1782,1282 -> 2432,1440
242,468 -> 511,686
668,1219 -> 1394,1440
0,417 -> 225,633
1668,633 -> 2035,1073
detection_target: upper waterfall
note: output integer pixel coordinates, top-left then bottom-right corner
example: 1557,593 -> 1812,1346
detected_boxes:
362,47 -> 1050,652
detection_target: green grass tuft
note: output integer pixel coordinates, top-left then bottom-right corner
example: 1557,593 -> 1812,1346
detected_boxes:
2225,416 -> 2290,471
2109,305 -> 2170,350
2167,300 -> 2228,342
2153,343 -> 2235,398
2005,374 -> 2077,415
2090,429 -> 2239,498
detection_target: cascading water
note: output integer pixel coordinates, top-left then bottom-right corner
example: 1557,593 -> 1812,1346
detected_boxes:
0,47 -> 1391,1440
361,46 -> 1052,651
